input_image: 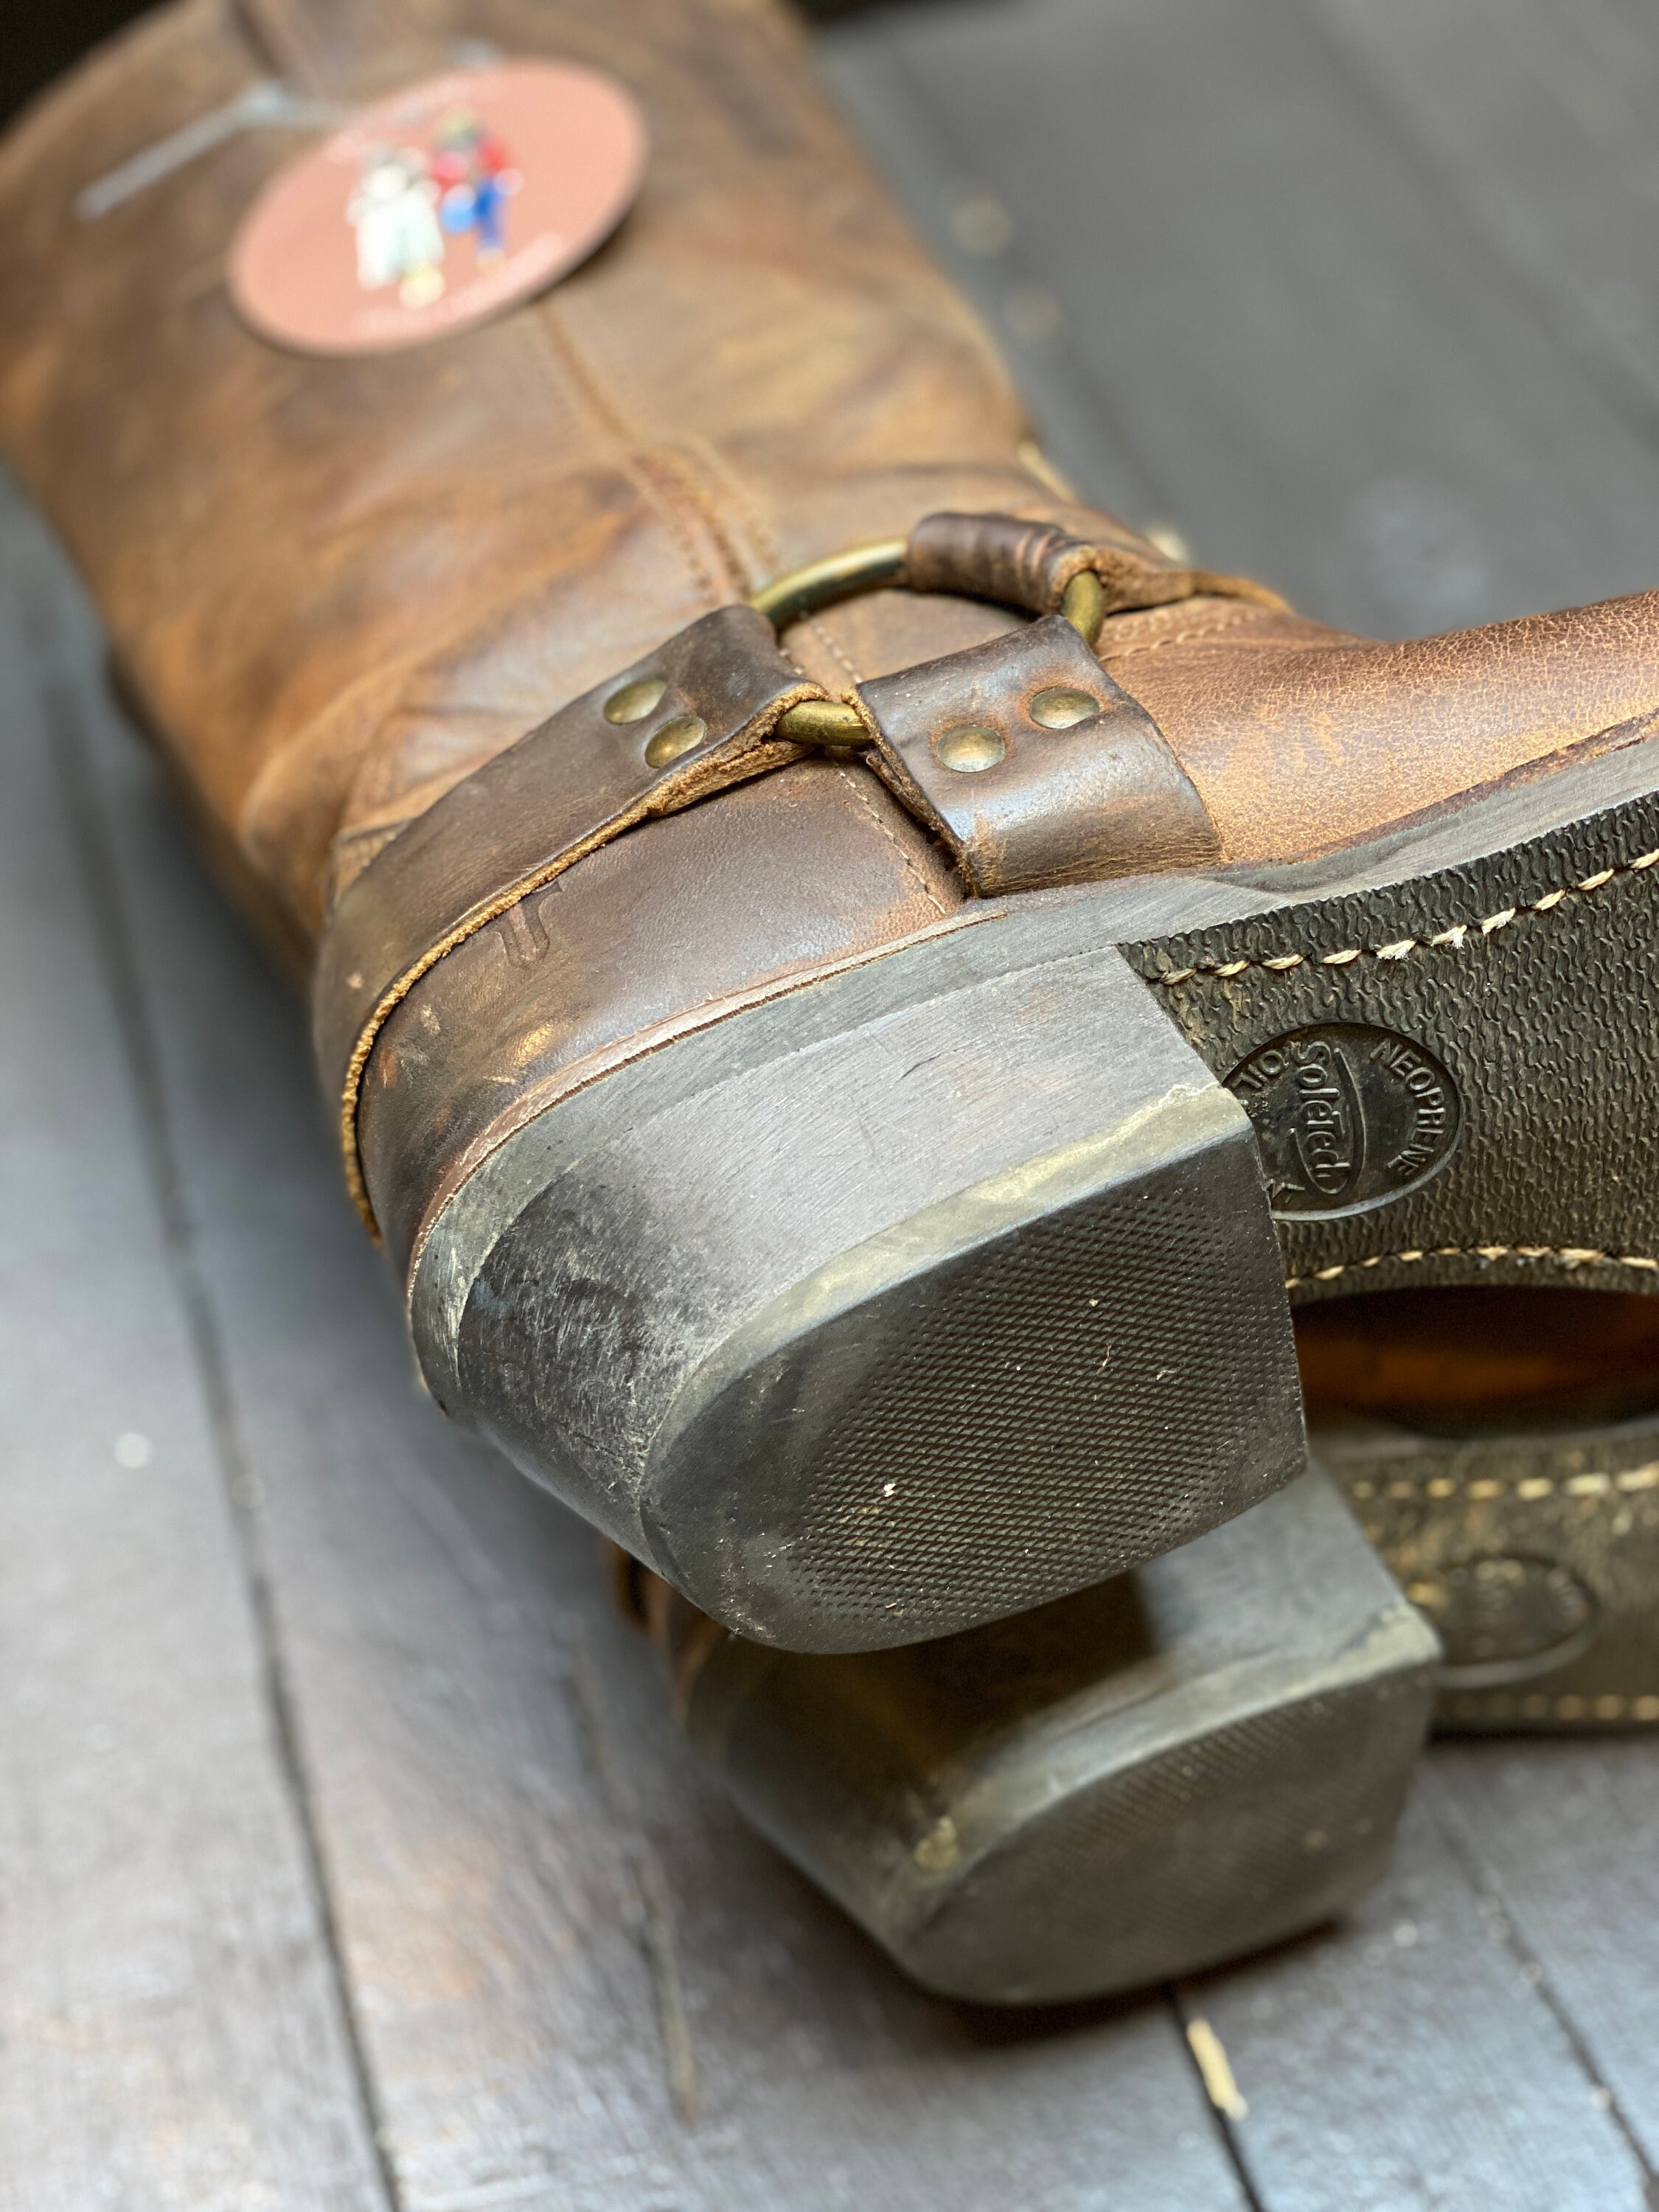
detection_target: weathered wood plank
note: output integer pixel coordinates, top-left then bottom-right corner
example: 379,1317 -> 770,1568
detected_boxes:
1429,1741 -> 1659,2176
0,484 -> 389,2210
1185,1791 -> 1654,2211
14,0 -> 1659,2199
33,512 -> 1249,2202
818,0 -> 1659,638
812,24 -> 1167,533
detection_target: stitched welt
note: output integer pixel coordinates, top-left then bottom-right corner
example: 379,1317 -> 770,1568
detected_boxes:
1152,848 -> 1659,987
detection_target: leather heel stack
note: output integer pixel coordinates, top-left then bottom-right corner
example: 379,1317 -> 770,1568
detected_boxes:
406,900 -> 1305,1651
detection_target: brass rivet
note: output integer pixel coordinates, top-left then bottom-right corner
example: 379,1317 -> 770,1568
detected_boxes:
1030,685 -> 1100,728
644,712 -> 708,768
605,676 -> 667,725
934,723 -> 1006,773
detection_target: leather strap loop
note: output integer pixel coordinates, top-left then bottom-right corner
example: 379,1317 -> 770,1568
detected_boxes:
317,605 -> 826,1232
857,614 -> 1220,894
902,511 -> 1288,623
757,512 -> 1287,744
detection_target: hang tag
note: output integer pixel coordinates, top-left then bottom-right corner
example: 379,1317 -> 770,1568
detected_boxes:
229,60 -> 646,355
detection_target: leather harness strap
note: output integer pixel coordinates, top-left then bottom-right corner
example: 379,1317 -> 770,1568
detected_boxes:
316,604 -> 825,1231
319,511 -> 1282,1231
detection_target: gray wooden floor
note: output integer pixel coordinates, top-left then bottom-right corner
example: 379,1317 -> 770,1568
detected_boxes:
7,2 -> 1659,2205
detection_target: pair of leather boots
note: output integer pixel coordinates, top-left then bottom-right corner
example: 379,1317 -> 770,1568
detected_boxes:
6,0 -> 1658,2004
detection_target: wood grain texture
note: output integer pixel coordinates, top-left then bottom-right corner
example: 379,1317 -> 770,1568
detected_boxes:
0,490 -> 389,2209
19,513 -> 1247,2205
1307,0 -> 1659,437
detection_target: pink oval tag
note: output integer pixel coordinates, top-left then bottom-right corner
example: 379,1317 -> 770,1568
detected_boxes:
230,60 -> 646,355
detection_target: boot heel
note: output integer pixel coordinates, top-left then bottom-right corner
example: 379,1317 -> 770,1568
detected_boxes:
659,1468 -> 1438,2003
413,900 -> 1304,1650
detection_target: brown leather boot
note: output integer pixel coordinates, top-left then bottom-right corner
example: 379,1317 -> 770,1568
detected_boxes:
5,0 -> 1658,1652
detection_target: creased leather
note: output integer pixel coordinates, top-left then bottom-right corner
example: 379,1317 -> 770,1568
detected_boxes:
0,0 -> 1135,950
1099,592 -> 1659,863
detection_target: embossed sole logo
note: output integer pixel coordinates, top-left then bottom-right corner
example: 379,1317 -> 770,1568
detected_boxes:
1410,1554 -> 1600,1688
1225,1023 -> 1461,1217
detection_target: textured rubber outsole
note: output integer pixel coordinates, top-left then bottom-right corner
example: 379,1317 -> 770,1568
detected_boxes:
1115,737 -> 1659,1306
678,1469 -> 1438,2005
412,898 -> 1304,1651
651,1081 -> 1296,1646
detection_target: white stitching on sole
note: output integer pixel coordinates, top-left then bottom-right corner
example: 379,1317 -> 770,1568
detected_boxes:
1284,1242 -> 1659,1290
1151,847 -> 1659,988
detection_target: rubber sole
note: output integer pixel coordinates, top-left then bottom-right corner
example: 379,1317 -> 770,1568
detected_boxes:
672,1469 -> 1438,2005
1152,739 -> 1659,1735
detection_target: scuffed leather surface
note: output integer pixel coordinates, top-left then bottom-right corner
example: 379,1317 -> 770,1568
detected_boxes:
860,613 -> 1218,894
359,759 -> 963,1273
1096,591 -> 1659,864
315,602 -> 825,1222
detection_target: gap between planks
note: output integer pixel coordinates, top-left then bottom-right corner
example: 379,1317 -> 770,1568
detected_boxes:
37,645 -> 403,2212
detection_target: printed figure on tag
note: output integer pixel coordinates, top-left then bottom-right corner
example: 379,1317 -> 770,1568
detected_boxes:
347,145 -> 446,305
234,60 -> 647,355
432,109 -> 524,265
